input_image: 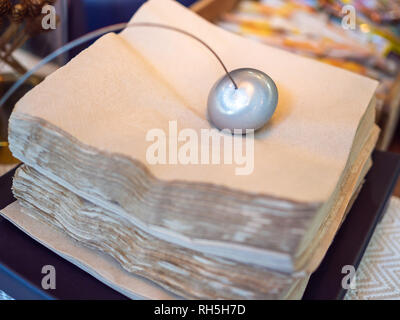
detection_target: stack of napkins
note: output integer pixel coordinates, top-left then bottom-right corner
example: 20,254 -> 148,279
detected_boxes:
2,0 -> 379,299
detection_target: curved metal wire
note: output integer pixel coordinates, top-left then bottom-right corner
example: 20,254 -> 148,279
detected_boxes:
0,22 -> 238,108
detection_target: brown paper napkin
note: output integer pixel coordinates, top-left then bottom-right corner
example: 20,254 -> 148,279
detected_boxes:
12,0 -> 378,203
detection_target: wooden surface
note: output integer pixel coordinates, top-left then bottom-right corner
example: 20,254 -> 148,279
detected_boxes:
388,125 -> 400,196
377,73 -> 400,150
0,164 -> 16,177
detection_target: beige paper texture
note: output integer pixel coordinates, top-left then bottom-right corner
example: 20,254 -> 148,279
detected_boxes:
12,0 -> 378,204
0,202 -> 175,300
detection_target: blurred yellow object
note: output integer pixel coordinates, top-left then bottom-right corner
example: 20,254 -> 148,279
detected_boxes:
360,23 -> 371,33
0,73 -> 41,164
0,141 -> 19,164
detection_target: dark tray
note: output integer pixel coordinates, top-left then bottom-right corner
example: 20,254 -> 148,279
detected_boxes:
1,151 -> 400,300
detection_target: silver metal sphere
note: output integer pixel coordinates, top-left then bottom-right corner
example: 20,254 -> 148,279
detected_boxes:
207,68 -> 278,132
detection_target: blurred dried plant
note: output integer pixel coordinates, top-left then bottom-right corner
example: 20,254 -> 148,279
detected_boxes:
0,0 -> 59,75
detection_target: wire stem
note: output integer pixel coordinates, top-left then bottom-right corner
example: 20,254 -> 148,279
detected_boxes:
0,21 -> 238,107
